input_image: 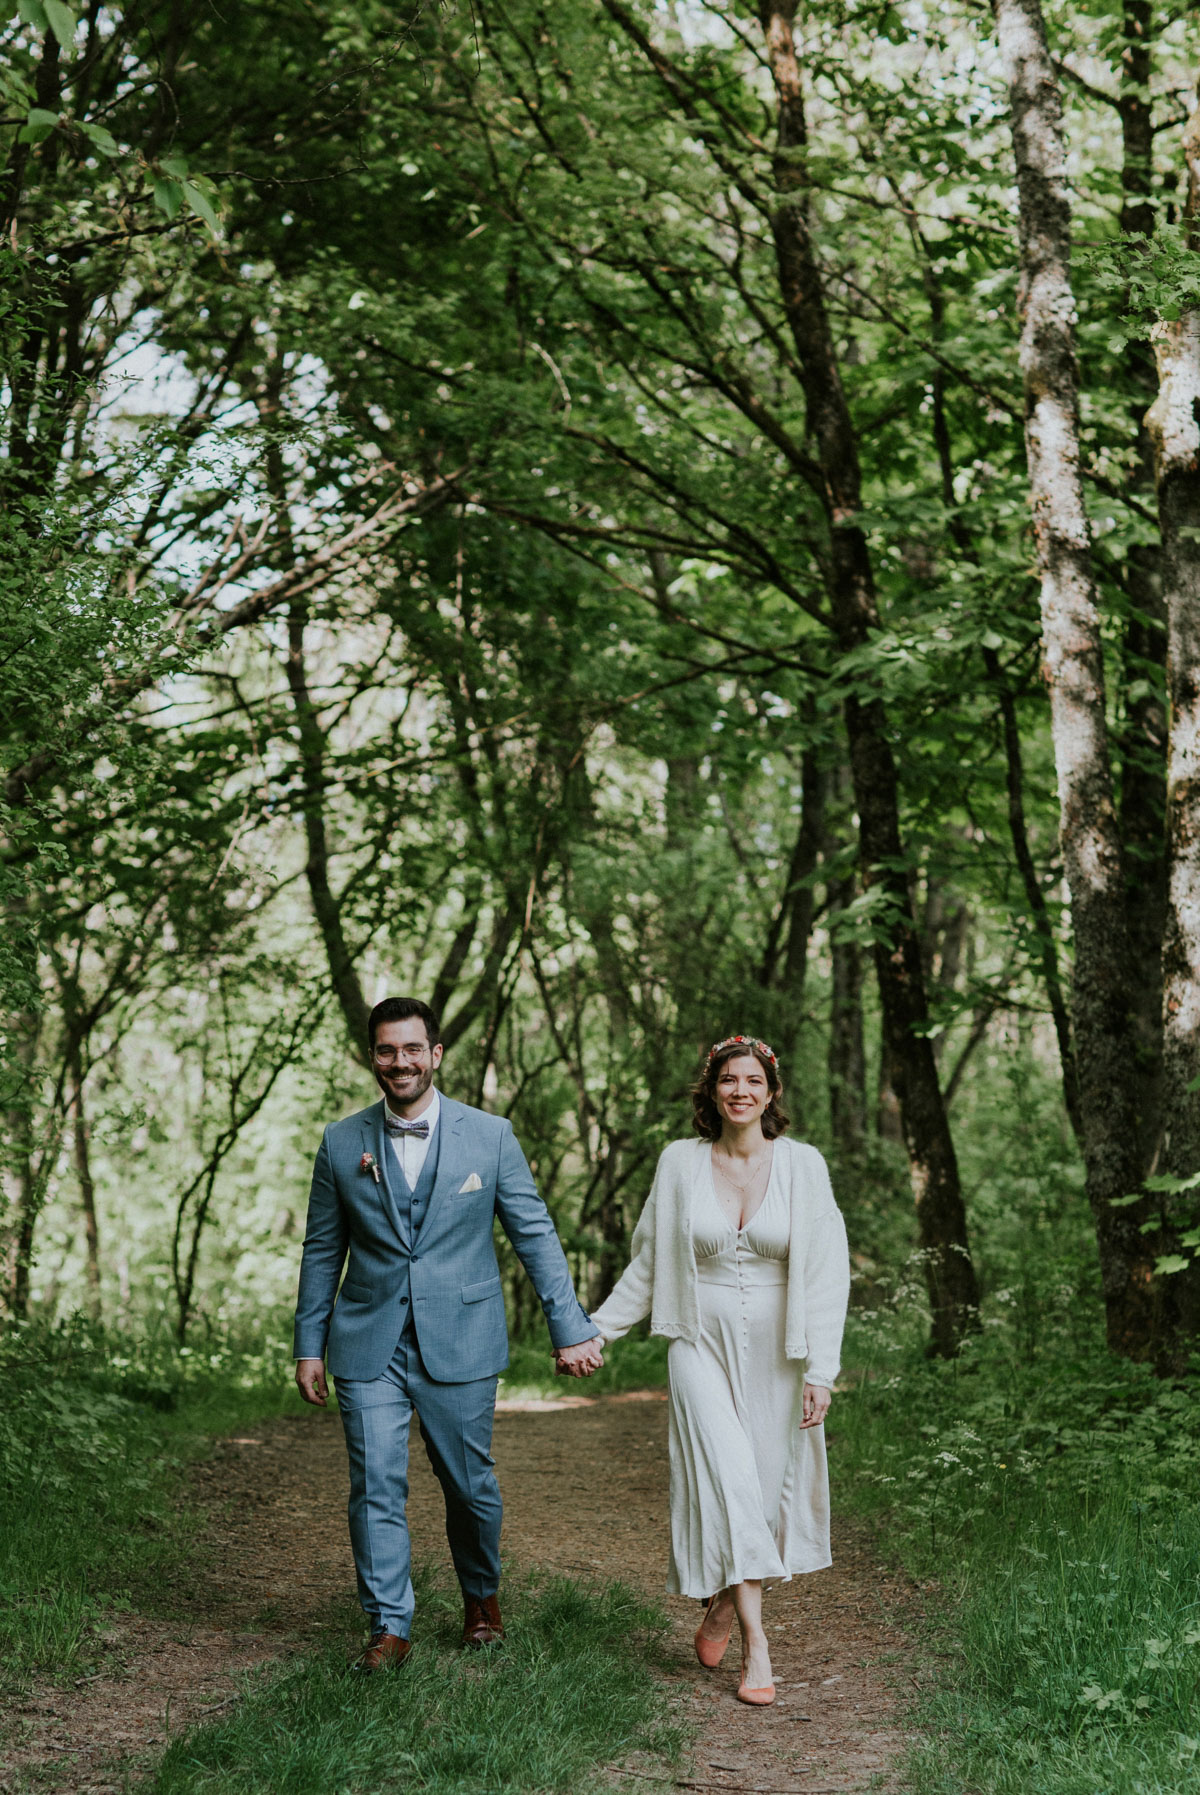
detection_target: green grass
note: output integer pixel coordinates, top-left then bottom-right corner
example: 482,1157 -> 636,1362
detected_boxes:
148,1573 -> 685,1795
835,1312 -> 1200,1795
0,1315 -> 299,1680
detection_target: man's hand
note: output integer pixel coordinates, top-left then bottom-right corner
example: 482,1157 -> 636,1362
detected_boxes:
554,1337 -> 604,1378
295,1357 -> 329,1406
800,1381 -> 831,1429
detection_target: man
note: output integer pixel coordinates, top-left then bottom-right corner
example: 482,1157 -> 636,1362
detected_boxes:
294,996 -> 603,1670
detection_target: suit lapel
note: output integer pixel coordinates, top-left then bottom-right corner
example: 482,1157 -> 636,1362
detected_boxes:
362,1100 -> 409,1248
416,1096 -> 470,1244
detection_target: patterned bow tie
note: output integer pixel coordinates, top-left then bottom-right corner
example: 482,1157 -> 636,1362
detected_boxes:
384,1114 -> 430,1139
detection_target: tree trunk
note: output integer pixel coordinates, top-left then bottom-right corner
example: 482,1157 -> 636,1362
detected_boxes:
587,1143 -> 633,1312
876,1041 -> 905,1144
284,604 -> 372,1063
665,755 -> 701,854
761,747 -> 826,1048
69,1045 -> 101,1322
993,0 -> 1151,1357
1115,0 -> 1168,1167
757,1 -> 979,1352
780,750 -> 826,1022
2,1120 -> 61,1322
1117,584 -> 1168,1164
983,644 -> 1082,1138
5,1158 -> 37,1320
921,879 -> 969,1065
1144,99 -> 1200,1362
1,1005 -> 46,1321
828,870 -> 867,1155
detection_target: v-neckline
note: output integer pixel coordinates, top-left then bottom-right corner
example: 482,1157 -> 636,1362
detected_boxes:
708,1142 -> 776,1234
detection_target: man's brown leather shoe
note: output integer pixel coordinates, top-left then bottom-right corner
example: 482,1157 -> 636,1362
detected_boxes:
462,1593 -> 505,1649
350,1629 -> 411,1673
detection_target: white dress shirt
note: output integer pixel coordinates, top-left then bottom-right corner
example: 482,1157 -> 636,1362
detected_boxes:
385,1086 -> 440,1192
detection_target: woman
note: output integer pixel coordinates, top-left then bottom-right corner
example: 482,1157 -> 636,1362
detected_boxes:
591,1035 -> 850,1706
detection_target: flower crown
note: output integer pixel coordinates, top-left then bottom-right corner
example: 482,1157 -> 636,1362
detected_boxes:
706,1033 -> 778,1069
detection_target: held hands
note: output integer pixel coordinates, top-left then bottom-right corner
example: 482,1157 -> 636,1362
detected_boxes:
297,1342 -> 605,1397
800,1381 -> 831,1429
295,1357 -> 328,1406
554,1337 -> 605,1379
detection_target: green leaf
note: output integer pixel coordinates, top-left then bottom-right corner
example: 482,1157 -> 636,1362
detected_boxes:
1144,1169 -> 1200,1194
159,155 -> 190,177
181,180 -> 220,235
1154,1254 -> 1191,1277
42,0 -> 75,46
16,0 -> 49,29
17,105 -> 58,143
81,120 -> 118,156
148,173 -> 182,219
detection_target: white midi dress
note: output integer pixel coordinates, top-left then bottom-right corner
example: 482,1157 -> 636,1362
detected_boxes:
665,1149 -> 831,1597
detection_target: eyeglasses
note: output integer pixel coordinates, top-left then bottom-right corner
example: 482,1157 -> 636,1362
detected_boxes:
371,1045 -> 431,1066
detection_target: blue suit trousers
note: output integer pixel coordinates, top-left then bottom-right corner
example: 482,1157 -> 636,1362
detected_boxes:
335,1325 -> 502,1638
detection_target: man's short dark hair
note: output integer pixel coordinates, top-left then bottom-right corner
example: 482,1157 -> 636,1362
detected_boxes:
367,997 -> 442,1051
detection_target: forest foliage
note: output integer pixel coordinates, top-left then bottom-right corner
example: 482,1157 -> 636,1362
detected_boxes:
1,0 -> 1199,1383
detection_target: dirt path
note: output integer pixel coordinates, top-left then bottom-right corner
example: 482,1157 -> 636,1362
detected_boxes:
3,1395 -> 921,1794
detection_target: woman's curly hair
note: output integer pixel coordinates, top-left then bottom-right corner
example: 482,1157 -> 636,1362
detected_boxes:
691,1038 -> 790,1141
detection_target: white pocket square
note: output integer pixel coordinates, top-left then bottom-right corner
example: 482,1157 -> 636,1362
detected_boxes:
458,1173 -> 483,1194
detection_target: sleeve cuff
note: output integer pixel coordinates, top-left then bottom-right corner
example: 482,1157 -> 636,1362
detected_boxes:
548,1315 -> 601,1349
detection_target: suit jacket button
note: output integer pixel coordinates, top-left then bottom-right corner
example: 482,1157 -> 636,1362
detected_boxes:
400,1296 -> 409,1306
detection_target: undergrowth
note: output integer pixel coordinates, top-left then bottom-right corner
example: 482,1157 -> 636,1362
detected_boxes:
836,1308 -> 1200,1795
0,1313 -> 296,1680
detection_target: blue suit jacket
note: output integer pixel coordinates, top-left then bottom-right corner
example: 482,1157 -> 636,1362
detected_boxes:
292,1094 -> 597,1382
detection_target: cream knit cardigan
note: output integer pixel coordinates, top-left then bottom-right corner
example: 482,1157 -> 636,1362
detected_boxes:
591,1136 -> 850,1389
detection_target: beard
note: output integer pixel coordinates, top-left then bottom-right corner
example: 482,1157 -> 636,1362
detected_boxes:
376,1062 -> 435,1111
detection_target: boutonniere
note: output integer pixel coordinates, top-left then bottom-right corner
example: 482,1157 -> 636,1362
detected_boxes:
360,1151 -> 380,1185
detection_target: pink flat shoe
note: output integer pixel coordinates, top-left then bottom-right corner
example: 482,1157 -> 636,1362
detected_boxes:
694,1595 -> 734,1669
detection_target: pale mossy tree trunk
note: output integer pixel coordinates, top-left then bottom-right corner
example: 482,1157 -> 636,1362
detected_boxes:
993,0 -> 1157,1360
1144,96 -> 1200,1361
754,0 -> 979,1355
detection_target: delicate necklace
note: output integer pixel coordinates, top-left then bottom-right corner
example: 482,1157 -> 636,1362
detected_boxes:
713,1145 -> 769,1196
